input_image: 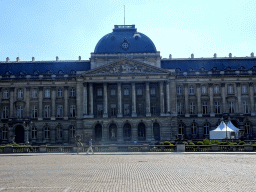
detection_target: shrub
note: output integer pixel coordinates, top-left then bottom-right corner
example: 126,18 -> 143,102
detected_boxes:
211,140 -> 220,145
183,141 -> 188,145
229,142 -> 237,145
197,141 -> 203,145
203,139 -> 211,145
238,141 -> 246,145
188,142 -> 195,145
164,141 -> 171,145
159,142 -> 164,145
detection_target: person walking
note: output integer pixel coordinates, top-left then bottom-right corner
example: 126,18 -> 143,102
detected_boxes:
87,139 -> 94,154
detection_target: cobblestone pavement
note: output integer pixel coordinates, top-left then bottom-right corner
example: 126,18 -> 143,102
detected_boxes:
0,153 -> 256,191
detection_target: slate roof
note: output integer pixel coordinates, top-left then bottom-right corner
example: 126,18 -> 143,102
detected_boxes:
161,58 -> 256,71
0,61 -> 90,75
94,25 -> 157,54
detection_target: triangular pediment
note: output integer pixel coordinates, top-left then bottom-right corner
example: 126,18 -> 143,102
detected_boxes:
82,59 -> 170,76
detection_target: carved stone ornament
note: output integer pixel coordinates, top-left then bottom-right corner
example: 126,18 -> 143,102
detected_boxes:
83,59 -> 169,76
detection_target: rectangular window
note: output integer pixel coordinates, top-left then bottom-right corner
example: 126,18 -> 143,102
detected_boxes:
57,89 -> 63,97
45,127 -> 50,139
215,102 -> 221,114
97,88 -> 103,96
190,102 -> 195,114
229,101 -> 235,113
124,88 -> 129,96
18,89 -> 23,98
17,106 -> 23,118
44,105 -> 50,118
111,88 -> 116,96
70,105 -> 76,117
70,88 -> 75,97
177,86 -> 182,95
32,105 -> 38,118
32,89 -> 38,98
228,85 -> 234,94
124,104 -> 130,115
3,90 -> 9,99
137,87 -> 142,95
2,128 -> 8,140
242,85 -> 247,94
2,106 -> 9,119
201,86 -> 207,94
243,101 -> 249,114
111,104 -> 116,116
202,102 -> 208,114
189,87 -> 194,94
214,85 -> 220,94
45,89 -> 50,98
150,87 -> 156,95
177,102 -> 182,114
151,102 -> 156,115
97,104 -> 103,116
57,105 -> 63,117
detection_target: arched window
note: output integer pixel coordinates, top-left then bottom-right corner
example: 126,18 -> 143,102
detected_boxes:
32,127 -> 37,139
2,127 -> 8,140
179,124 -> 185,135
44,126 -> 50,139
191,123 -> 197,135
244,122 -> 250,134
204,123 -> 210,135
57,126 -> 63,139
70,126 -> 75,138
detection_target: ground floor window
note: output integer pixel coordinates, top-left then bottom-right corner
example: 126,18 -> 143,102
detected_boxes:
179,124 -> 184,135
95,124 -> 102,141
32,127 -> 37,139
204,123 -> 210,135
123,123 -> 131,141
45,126 -> 50,139
109,124 -> 117,141
138,123 -> 146,141
2,127 -> 8,140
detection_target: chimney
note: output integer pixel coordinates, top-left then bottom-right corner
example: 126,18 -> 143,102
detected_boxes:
56,56 -> 59,61
32,57 -> 35,62
78,56 -> 81,61
229,53 -> 232,58
6,57 -> 10,62
169,54 -> 172,59
213,53 -> 217,58
16,57 -> 20,62
251,52 -> 254,58
191,53 -> 194,59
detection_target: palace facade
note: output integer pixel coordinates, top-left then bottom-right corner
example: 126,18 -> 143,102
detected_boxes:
1,25 -> 256,145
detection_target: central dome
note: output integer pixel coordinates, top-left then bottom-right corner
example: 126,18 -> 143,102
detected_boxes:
94,25 -> 157,54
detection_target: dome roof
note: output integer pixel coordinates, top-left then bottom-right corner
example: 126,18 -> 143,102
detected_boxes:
94,25 -> 157,54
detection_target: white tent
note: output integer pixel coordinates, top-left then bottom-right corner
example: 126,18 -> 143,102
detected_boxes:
227,121 -> 240,138
209,121 -> 235,140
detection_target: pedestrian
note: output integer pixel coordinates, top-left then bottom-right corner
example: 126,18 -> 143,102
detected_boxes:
134,140 -> 137,145
87,139 -> 94,154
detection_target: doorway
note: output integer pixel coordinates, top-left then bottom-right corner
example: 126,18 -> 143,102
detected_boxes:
15,125 -> 24,143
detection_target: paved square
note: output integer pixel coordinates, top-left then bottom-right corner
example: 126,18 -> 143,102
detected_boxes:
0,153 -> 256,191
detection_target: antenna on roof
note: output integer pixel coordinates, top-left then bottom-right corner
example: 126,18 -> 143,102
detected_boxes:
124,5 -> 125,25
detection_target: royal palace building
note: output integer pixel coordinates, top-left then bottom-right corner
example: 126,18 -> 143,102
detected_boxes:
0,25 -> 256,145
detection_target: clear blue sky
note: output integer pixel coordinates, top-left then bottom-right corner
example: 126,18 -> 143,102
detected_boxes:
0,0 -> 255,61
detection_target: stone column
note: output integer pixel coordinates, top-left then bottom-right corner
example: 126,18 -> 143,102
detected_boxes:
89,83 -> 94,118
184,84 -> 189,117
221,83 -> 226,113
132,122 -> 138,141
38,87 -> 43,120
25,87 -> 30,117
249,82 -> 255,116
209,83 -> 214,117
64,86 -> 69,120
131,82 -> 137,117
102,122 -> 107,142
117,124 -> 123,142
10,88 -> 14,117
83,83 -> 88,116
103,83 -> 108,118
24,126 -> 29,144
145,82 -> 151,117
117,82 -> 123,117
170,80 -> 177,115
76,81 -> 83,119
160,81 -> 165,116
166,81 -> 171,114
51,87 -> 56,120
196,84 -> 202,117
236,83 -> 242,114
